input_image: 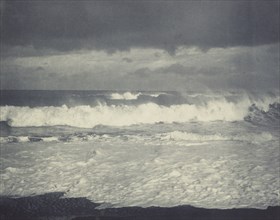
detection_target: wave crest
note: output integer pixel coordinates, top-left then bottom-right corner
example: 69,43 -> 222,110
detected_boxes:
0,97 -> 279,128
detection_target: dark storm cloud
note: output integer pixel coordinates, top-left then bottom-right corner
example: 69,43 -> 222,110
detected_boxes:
122,58 -> 133,63
1,1 -> 279,54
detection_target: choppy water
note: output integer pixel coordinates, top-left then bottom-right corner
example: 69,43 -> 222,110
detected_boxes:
0,90 -> 279,209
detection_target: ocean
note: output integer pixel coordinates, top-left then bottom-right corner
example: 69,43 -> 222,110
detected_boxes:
0,90 -> 279,210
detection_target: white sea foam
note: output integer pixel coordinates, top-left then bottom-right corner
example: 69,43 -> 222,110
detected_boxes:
17,136 -> 30,142
159,131 -> 274,143
0,136 -> 30,143
160,131 -> 228,141
0,137 -> 9,143
0,129 -> 274,145
41,136 -> 60,142
1,135 -> 279,209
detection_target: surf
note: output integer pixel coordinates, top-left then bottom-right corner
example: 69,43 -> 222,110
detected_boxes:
1,99 -> 279,128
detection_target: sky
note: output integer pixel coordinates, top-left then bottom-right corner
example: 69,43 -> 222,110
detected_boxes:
1,0 -> 279,91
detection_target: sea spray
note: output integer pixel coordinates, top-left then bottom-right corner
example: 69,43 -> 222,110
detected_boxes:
0,97 -> 279,128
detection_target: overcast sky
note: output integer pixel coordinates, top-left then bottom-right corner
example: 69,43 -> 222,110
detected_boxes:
1,0 -> 279,91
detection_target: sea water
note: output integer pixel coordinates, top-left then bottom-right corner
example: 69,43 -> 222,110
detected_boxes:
0,90 -> 279,209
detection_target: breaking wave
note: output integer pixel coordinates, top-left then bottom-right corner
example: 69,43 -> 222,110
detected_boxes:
0,98 -> 279,128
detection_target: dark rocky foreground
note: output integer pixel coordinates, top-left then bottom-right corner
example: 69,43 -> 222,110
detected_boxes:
0,192 -> 279,220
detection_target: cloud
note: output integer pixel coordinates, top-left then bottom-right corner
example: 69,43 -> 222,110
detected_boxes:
133,68 -> 153,77
122,58 -> 133,63
160,64 -> 191,76
35,66 -> 45,71
1,1 -> 279,55
128,44 -> 279,91
1,43 -> 278,92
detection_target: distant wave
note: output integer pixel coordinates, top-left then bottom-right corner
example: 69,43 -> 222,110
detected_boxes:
109,92 -> 166,100
109,92 -> 142,100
